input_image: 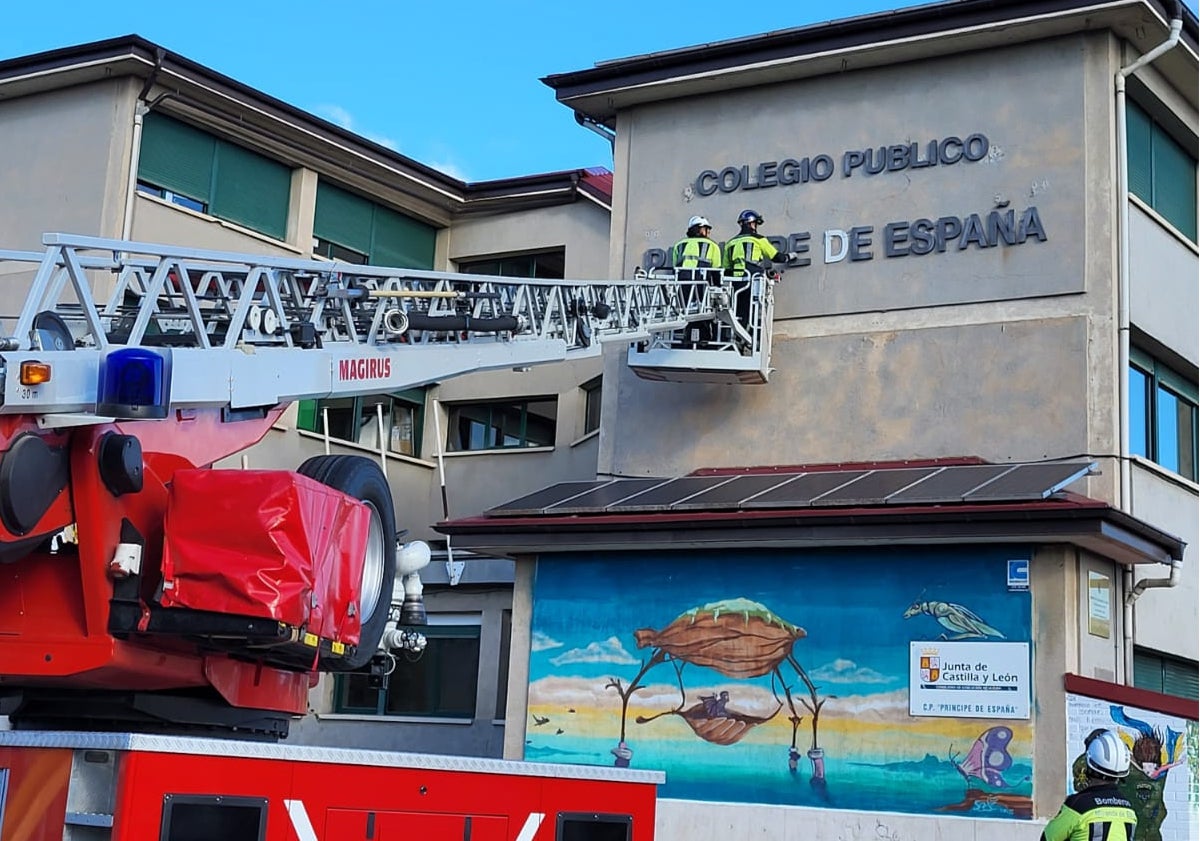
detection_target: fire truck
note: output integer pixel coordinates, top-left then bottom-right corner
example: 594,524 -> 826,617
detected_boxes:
0,233 -> 780,839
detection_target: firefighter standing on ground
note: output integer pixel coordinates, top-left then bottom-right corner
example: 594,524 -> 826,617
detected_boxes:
671,215 -> 722,269
1041,729 -> 1138,841
723,209 -> 797,327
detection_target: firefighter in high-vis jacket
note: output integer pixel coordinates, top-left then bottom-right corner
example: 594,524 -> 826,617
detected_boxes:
671,215 -> 722,269
722,209 -> 797,327
1041,730 -> 1138,841
722,209 -> 797,276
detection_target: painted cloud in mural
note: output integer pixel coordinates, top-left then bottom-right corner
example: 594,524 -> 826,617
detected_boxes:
550,636 -> 639,666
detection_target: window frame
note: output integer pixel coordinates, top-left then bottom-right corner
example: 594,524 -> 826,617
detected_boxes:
333,618 -> 482,719
582,377 -> 603,436
446,397 -> 558,452
1129,346 -> 1198,482
494,609 -> 512,721
458,249 -> 566,279
297,389 -> 425,458
1126,98 -> 1198,242
1133,646 -> 1199,700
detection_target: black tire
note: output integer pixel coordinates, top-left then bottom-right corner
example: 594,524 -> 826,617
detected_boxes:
297,455 -> 397,670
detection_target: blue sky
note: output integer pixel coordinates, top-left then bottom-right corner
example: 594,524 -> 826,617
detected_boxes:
3,1 -> 1196,183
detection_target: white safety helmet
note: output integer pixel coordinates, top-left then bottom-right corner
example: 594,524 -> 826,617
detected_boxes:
687,215 -> 712,230
1085,730 -> 1131,778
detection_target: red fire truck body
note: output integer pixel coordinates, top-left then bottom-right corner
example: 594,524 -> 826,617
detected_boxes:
0,235 -> 763,839
0,730 -> 662,841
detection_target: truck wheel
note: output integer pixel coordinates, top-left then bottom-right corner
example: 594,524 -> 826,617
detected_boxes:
297,455 -> 397,670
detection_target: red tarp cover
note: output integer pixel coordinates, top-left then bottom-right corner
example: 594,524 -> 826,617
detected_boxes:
160,469 -> 369,645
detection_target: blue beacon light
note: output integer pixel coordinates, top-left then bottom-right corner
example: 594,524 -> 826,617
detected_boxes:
96,348 -> 173,419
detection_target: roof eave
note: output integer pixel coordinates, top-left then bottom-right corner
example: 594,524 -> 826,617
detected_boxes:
437,506 -> 1183,565
453,170 -> 611,217
546,0 -> 1199,125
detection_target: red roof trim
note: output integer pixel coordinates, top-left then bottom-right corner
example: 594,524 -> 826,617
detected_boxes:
1064,673 -> 1198,720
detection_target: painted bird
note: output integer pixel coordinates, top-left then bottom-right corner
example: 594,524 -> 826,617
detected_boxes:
903,600 -> 1005,640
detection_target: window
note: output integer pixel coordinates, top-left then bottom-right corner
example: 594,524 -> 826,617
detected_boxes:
297,390 -> 424,457
138,112 -> 291,240
1130,347 -> 1198,481
446,399 -> 557,451
314,180 -> 436,268
1127,100 -> 1198,241
459,250 -> 565,279
494,609 -> 512,720
1133,648 -> 1199,700
582,377 -> 602,436
335,621 -> 481,718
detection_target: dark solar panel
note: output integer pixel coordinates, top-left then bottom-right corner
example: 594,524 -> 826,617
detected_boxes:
962,461 -> 1095,501
545,477 -> 671,512
486,480 -> 612,516
671,473 -> 804,509
885,464 -> 1016,504
749,470 -> 869,508
606,476 -> 735,511
810,467 -> 939,506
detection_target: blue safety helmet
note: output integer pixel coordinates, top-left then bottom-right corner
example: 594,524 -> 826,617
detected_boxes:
737,209 -> 764,226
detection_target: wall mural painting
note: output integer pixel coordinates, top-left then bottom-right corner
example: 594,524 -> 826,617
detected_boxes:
1066,693 -> 1198,841
527,546 -> 1034,819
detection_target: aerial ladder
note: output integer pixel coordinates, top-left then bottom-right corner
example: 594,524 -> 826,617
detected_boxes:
0,233 -> 772,738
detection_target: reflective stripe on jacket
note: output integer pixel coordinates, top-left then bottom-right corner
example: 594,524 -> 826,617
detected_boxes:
671,237 -> 721,268
1041,785 -> 1137,841
723,234 -> 779,276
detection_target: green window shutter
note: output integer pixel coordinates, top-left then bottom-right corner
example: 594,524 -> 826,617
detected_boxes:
370,204 -> 436,269
211,142 -> 291,239
138,112 -> 215,203
1162,659 -> 1199,700
1133,650 -> 1162,692
1152,129 -> 1198,240
314,182 -> 373,255
1126,102 -> 1153,203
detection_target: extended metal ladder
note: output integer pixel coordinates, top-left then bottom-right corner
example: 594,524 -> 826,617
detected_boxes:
0,234 -> 766,421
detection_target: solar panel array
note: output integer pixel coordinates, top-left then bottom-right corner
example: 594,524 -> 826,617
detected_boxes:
485,461 -> 1096,517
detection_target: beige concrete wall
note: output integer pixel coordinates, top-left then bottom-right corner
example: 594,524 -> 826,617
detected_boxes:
130,193 -> 304,257
0,79 -> 135,249
1129,203 -> 1199,367
603,35 -> 1118,480
1032,545 -> 1075,814
606,316 -> 1091,475
446,200 -> 612,280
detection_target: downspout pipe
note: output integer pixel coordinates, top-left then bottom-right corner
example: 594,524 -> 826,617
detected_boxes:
575,111 -> 616,154
1116,6 -> 1183,512
1114,4 -> 1183,683
121,48 -> 166,241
